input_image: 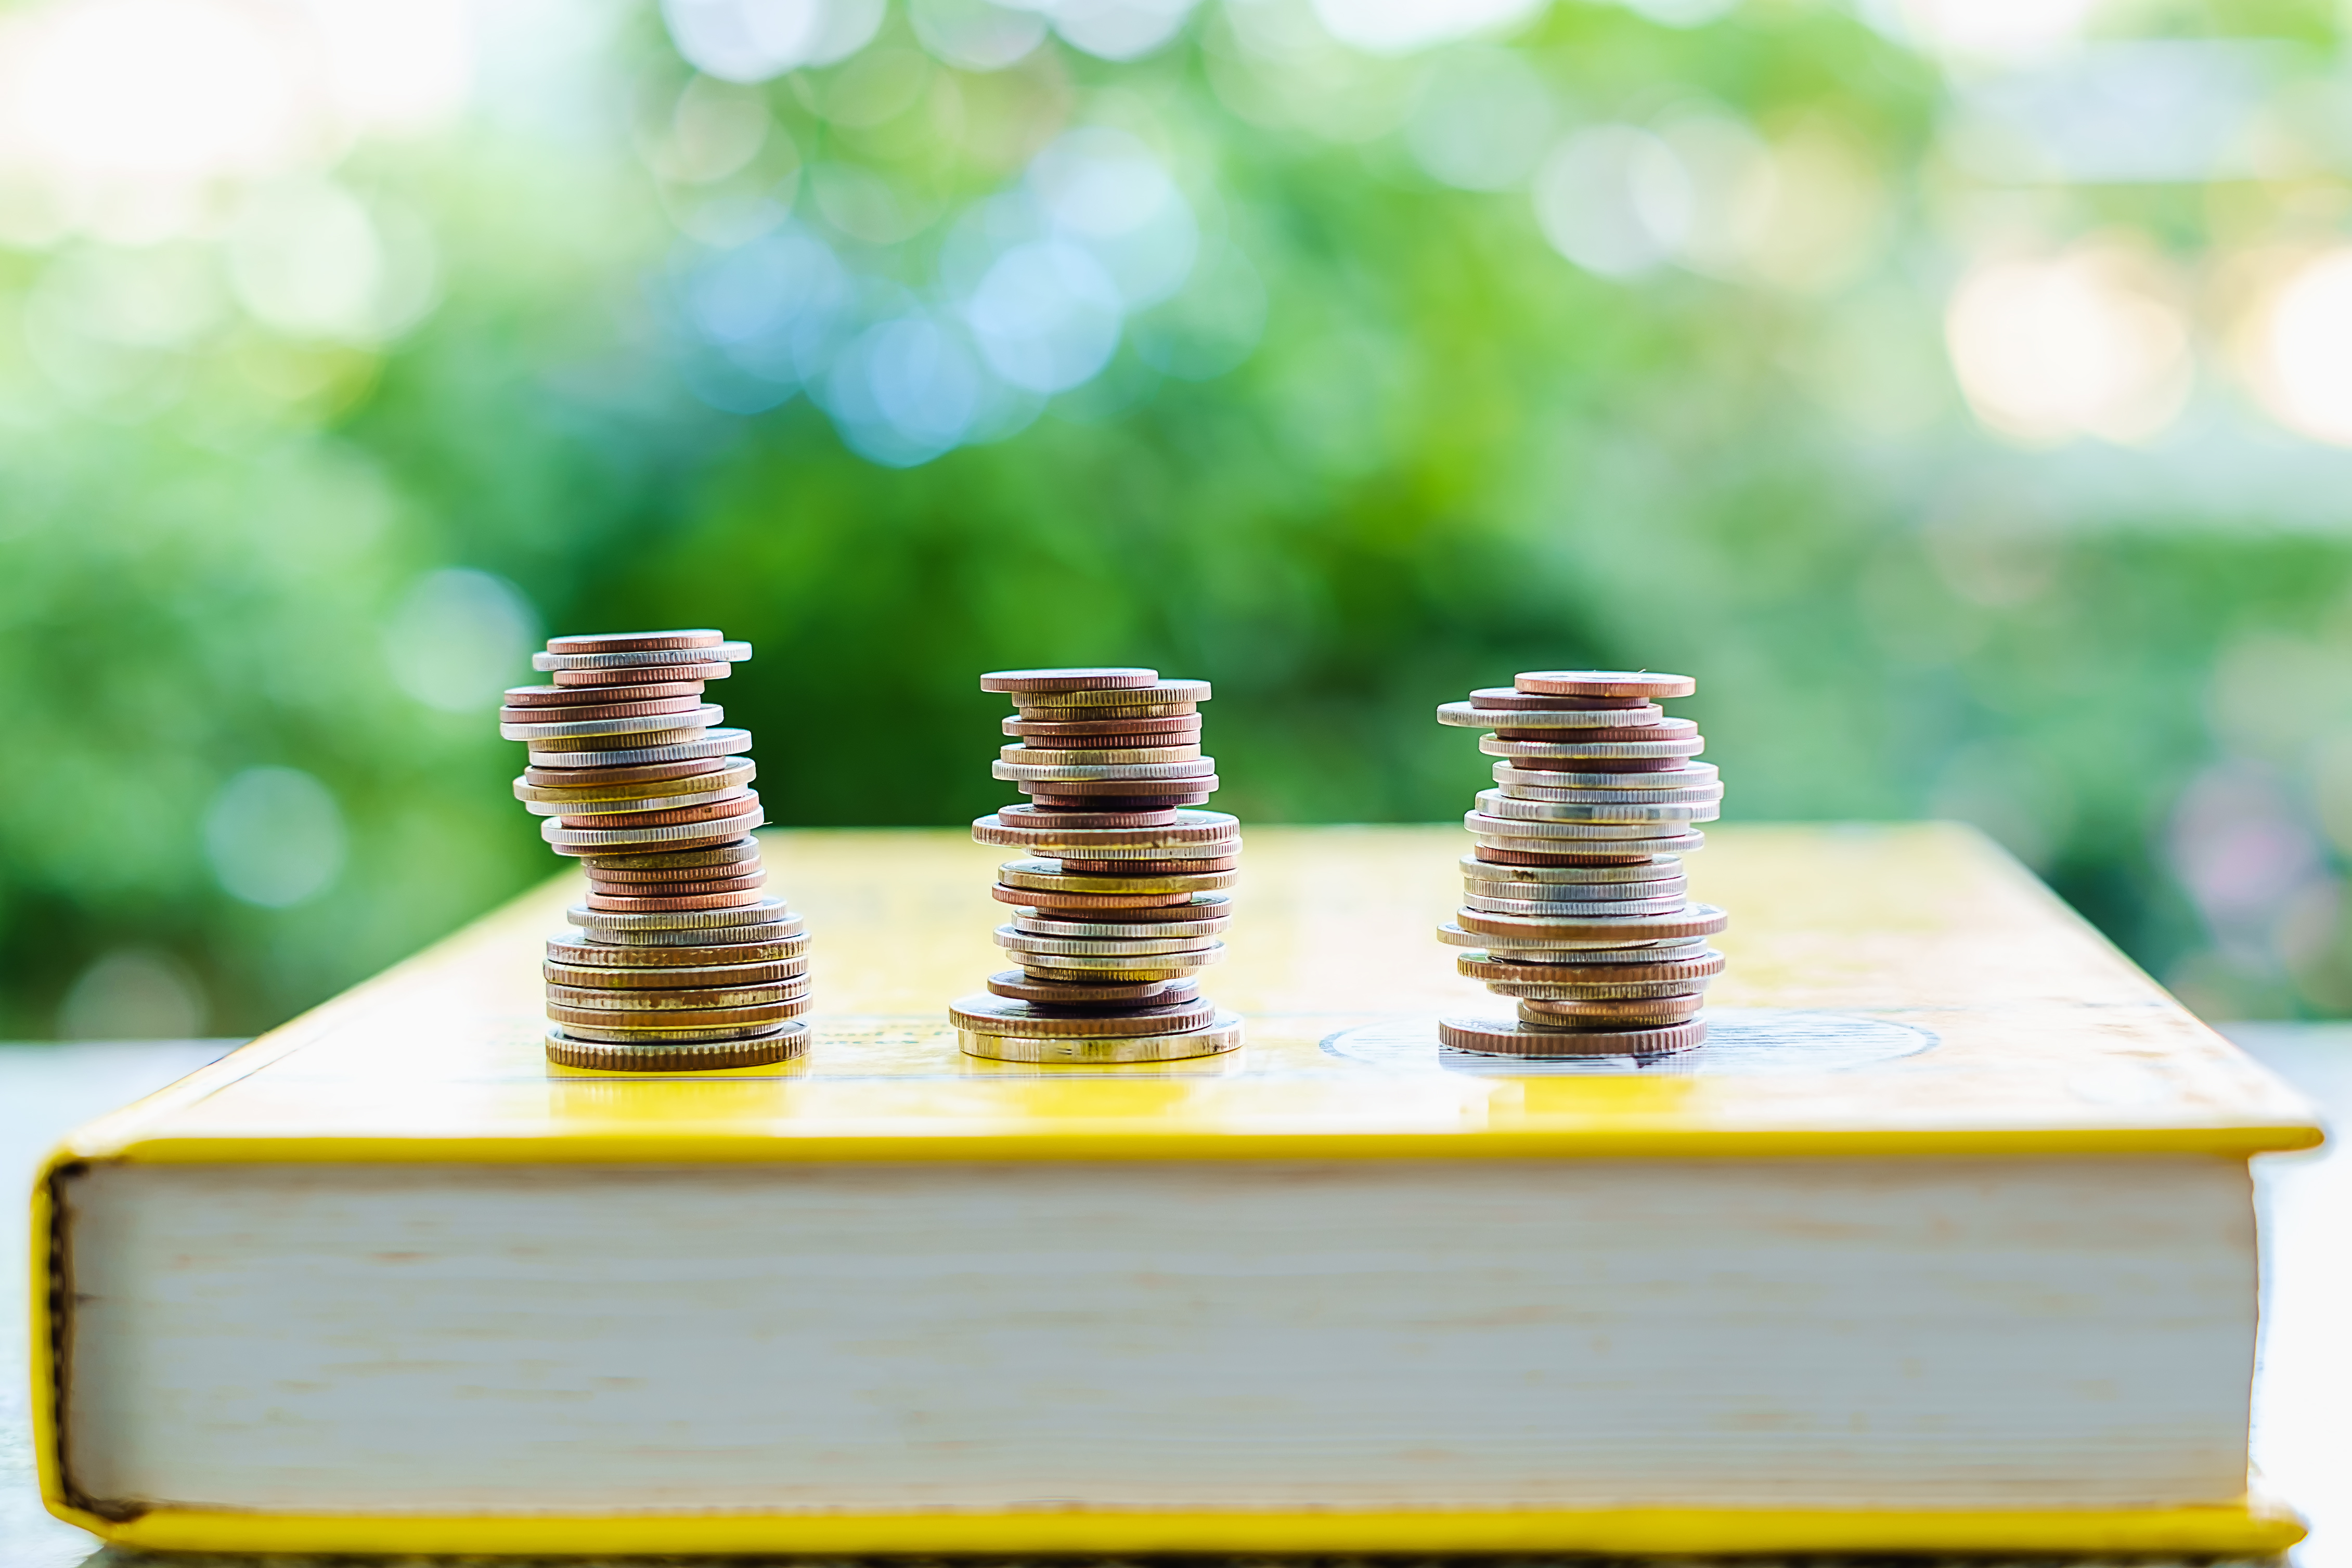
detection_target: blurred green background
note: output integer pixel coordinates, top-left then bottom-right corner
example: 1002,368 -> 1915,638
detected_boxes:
5,0 -> 2352,1039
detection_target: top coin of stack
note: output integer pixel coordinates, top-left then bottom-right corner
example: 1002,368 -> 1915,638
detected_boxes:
500,629 -> 811,1071
1432,670 -> 1728,1057
952,667 -> 1244,1064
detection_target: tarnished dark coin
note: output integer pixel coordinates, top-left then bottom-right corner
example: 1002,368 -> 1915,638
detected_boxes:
979,667 -> 1159,693
544,1025 -> 805,1071
985,969 -> 1201,1005
553,662 -> 733,686
1515,670 -> 1696,699
949,993 -> 1220,1036
547,630 -> 725,655
1438,1016 -> 1706,1056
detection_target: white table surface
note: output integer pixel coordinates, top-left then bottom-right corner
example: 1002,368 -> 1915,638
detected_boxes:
3,1028 -> 2344,1567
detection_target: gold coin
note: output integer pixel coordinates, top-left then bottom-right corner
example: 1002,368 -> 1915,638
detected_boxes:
991,885 -> 1196,912
979,667 -> 1159,693
1018,948 -> 1223,974
1438,1016 -> 1705,1055
997,858 -> 1237,894
544,1025 -> 805,1071
544,807 -> 764,851
526,783 -> 755,818
1454,944 -> 1718,977
544,931 -> 807,966
1515,670 -> 1696,699
586,918 -> 804,948
577,837 -> 759,871
545,956 -> 808,988
948,994 -> 1220,1036
547,980 -> 808,1010
515,761 -> 756,805
1482,974 -> 1715,1000
1013,701 -> 1199,722
958,1012 -> 1244,1063
998,743 -> 1204,766
499,695 -> 703,725
1012,679 -> 1211,708
547,997 -> 809,1031
1519,994 -> 1704,1025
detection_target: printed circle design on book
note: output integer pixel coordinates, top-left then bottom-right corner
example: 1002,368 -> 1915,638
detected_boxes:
1318,1007 -> 1939,1077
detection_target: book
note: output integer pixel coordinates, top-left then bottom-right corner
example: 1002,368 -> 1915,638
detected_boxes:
32,822 -> 2320,1557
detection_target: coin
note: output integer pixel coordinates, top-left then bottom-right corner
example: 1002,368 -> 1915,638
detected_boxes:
505,680 -> 705,706
984,970 -> 1200,1005
1463,873 -> 1687,901
1470,841 -> 1682,865
555,791 -> 758,829
979,667 -> 1159,692
1004,715 -> 1201,738
547,630 -> 725,655
1456,853 -> 1682,884
993,805 -> 1180,830
1453,903 -> 1726,942
958,1012 -> 1244,1063
1518,994 -> 1704,1024
950,994 -> 1220,1036
498,694 -> 702,726
1466,687 -> 1652,710
584,888 -> 770,912
1490,782 -> 1724,809
527,723 -> 715,754
1437,1016 -> 1705,1056
1465,812 -> 1706,839
534,641 -> 753,670
528,784 -> 756,819
1014,679 -> 1212,707
577,837 -> 760,871
995,928 -> 1220,957
551,1001 -> 810,1039
1013,902 -> 1231,938
995,758 -> 1217,784
1000,743 -> 1204,766
1020,958 -> 1217,981
1475,791 -> 1720,823
1055,853 -> 1240,873
1451,939 -> 1713,966
503,704 -> 723,743
544,930 -> 807,965
1481,761 -> 1719,789
1462,892 -> 1688,917
991,885 -> 1197,911
1014,701 -> 1199,722
1024,789 -> 1213,809
553,662 -> 733,686
1016,777 -> 1222,798
526,729 -> 754,770
1015,943 -> 1223,970
592,919 -> 804,947
544,1026 -> 805,1071
518,761 -> 751,801
1457,948 -> 1725,986
1515,670 -> 1696,699
546,957 -> 807,988
1436,702 -> 1660,730
998,858 -> 1238,893
972,810 -> 1239,849
1489,719 -> 1700,745
1437,919 -> 1715,951
570,896 -> 793,931
548,979 -> 809,1009
543,808 -> 765,850
1482,975 -> 1714,1000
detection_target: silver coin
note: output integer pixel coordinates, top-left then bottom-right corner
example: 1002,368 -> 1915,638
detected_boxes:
1482,976 -> 1716,1000
958,1012 -> 1243,1063
584,918 -> 804,947
999,743 -> 1204,766
973,809 -> 1239,850
1017,947 -> 1224,972
1436,702 -> 1660,730
995,927 -> 1221,957
524,729 -> 755,770
1462,892 -> 1689,917
534,641 -> 752,670
1012,903 -> 1232,938
997,858 -> 1237,893
1464,872 -> 1686,900
1490,782 -> 1725,808
1012,680 -> 1212,708
1465,812 -> 1706,839
1456,853 -> 1683,884
1452,903 -> 1727,942
500,704 -> 723,742
1470,833 -> 1705,859
544,957 -> 808,988
1437,920 -> 1717,952
570,897 -> 794,931
1475,791 -> 1720,824
544,807 -> 765,849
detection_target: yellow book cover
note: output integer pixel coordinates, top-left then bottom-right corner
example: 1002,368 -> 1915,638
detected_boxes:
32,822 -> 2321,1556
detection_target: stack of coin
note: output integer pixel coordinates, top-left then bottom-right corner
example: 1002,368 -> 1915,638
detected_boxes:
1433,670 -> 1727,1056
951,667 -> 1244,1064
500,629 -> 809,1070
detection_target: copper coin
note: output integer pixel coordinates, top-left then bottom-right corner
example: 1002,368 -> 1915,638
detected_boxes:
552,1007 -> 809,1042
544,1025 -> 805,1071
544,932 -> 806,966
1471,844 -> 1660,867
985,969 -> 1200,1006
553,662 -> 733,686
546,956 -> 807,988
997,858 -> 1236,893
1466,686 -> 1650,710
980,667 -> 1159,693
990,885 -> 1194,911
499,695 -> 701,726
1025,791 -> 1212,810
548,979 -> 808,1010
1055,854 -> 1240,874
505,680 -> 705,707
1003,715 -> 1201,738
584,888 -> 770,912
1015,701 -> 1199,722
994,804 -> 1180,830
558,790 -> 756,829
577,837 -> 760,871
589,871 -> 767,897
524,757 -> 733,788
547,630 -> 725,655
950,993 -> 1219,1037
586,861 -> 766,887
1516,670 -> 1695,699
1519,994 -> 1704,1025
1013,680 -> 1211,708
1438,1016 -> 1706,1056
1453,904 -> 1726,943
